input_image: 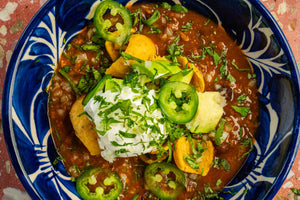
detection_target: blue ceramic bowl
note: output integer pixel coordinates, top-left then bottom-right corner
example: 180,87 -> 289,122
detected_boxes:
2,0 -> 300,199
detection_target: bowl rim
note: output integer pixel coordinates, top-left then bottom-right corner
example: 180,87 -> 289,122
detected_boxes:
2,0 -> 55,198
2,0 -> 300,199
244,0 -> 300,199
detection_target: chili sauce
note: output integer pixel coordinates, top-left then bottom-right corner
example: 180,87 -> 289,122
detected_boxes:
48,2 -> 259,199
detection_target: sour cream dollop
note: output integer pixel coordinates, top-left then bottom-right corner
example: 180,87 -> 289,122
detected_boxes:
84,85 -> 168,162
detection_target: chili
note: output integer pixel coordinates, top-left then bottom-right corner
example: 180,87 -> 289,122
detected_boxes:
48,2 -> 260,199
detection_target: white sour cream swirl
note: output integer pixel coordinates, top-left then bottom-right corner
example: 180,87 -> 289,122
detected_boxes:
84,86 -> 168,162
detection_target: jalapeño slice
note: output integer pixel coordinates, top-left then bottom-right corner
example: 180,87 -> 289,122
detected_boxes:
94,0 -> 132,44
158,81 -> 198,124
144,162 -> 185,200
76,167 -> 122,200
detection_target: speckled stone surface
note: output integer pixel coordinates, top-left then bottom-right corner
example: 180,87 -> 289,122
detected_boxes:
0,0 -> 299,199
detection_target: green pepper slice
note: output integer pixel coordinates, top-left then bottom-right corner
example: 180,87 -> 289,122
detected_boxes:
94,0 -> 132,44
144,162 -> 185,200
158,81 -> 198,124
76,167 -> 122,200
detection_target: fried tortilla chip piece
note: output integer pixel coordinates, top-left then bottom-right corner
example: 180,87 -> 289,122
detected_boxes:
105,41 -> 122,61
105,34 -> 157,78
69,96 -> 101,155
173,137 -> 214,176
177,56 -> 205,92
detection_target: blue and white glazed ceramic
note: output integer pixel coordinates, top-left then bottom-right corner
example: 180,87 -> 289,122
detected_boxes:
2,0 -> 300,199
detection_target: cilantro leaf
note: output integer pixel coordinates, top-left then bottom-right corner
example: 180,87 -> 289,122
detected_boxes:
184,155 -> 200,169
219,158 -> 230,172
248,73 -> 256,79
238,139 -> 253,160
227,73 -> 236,82
231,60 -> 250,72
237,94 -> 247,104
232,106 -> 250,117
171,4 -> 188,13
144,10 -> 160,25
213,119 -> 226,145
160,2 -> 172,9
119,130 -> 137,138
181,20 -> 193,32
166,36 -> 184,63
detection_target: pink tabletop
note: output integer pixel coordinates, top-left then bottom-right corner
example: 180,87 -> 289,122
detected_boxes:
0,0 -> 299,199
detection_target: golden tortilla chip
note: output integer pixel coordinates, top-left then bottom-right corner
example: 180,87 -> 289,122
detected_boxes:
105,34 -> 157,78
69,96 -> 101,155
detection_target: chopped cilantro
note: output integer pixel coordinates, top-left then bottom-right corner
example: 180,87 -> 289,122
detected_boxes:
238,130 -> 253,161
156,144 -> 168,159
220,64 -> 227,78
67,44 -> 72,51
123,71 -> 140,89
98,117 -> 122,135
111,141 -> 134,147
90,34 -> 106,46
80,44 -> 101,51
187,53 -> 204,62
203,46 -> 214,56
213,119 -> 226,145
143,10 -> 160,25
237,94 -> 247,104
73,165 -> 80,173
167,141 -> 173,163
63,52 -> 77,65
213,158 -> 231,172
227,73 -> 236,82
77,67 -> 101,94
52,124 -> 61,143
115,149 -> 129,157
238,142 -> 253,160
131,194 -> 139,200
119,130 -> 137,138
163,14 -> 172,21
184,155 -> 200,169
248,73 -> 256,79
61,66 -> 71,73
203,184 -> 221,199
166,35 -> 184,63
142,10 -> 161,34
58,68 -> 81,98
213,51 -> 222,65
231,60 -> 250,71
216,179 -> 222,186
131,9 -> 141,26
181,20 -> 193,32
232,106 -> 250,117
168,125 -> 184,142
171,4 -> 188,13
147,26 -> 161,34
160,2 -> 172,9
204,19 -> 211,26
53,156 -> 65,165
121,52 -> 144,63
